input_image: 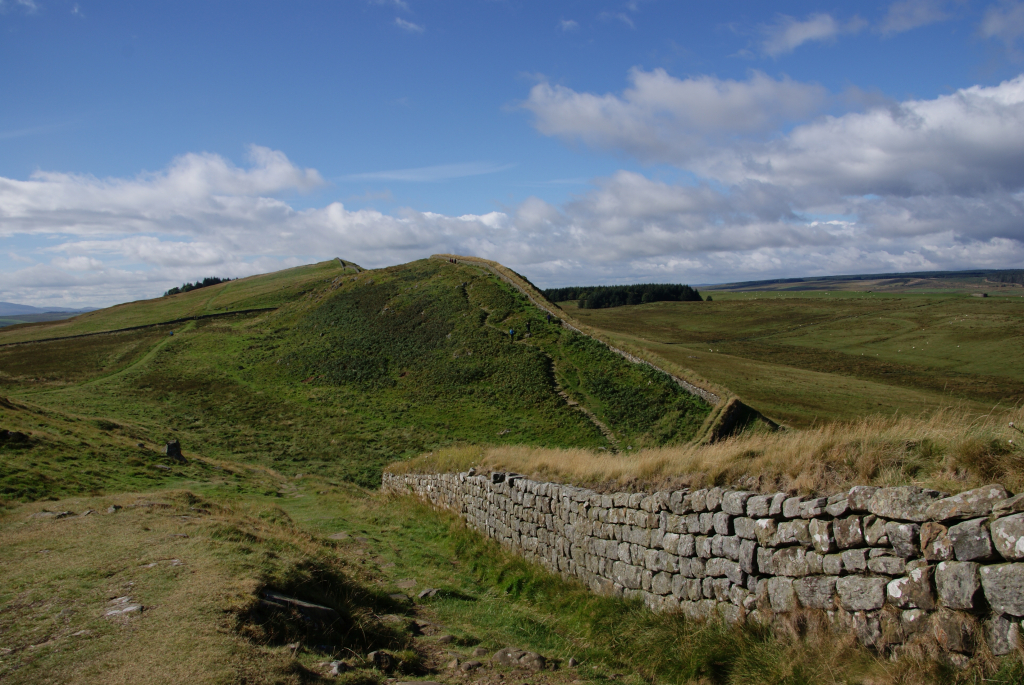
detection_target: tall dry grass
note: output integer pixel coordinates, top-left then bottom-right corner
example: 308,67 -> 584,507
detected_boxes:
389,405 -> 1024,496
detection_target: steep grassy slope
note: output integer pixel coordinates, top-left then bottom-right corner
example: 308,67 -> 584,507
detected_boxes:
565,291 -> 1024,426
1,258 -> 710,495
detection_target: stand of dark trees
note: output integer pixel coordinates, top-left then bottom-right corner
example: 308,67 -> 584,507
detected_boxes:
993,271 -> 1024,285
543,283 -> 704,309
164,277 -> 233,297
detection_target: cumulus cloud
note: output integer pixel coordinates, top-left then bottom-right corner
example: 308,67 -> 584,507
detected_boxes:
523,69 -> 828,163
759,13 -> 868,56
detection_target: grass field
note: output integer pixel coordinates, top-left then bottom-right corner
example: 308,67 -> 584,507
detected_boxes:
564,290 -> 1024,427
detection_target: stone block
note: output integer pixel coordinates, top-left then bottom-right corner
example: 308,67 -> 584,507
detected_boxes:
773,547 -> 810,577
734,517 -> 757,540
723,560 -> 745,585
782,496 -> 804,519
722,491 -> 753,515
756,547 -> 775,575
809,518 -> 837,554
948,517 -> 994,561
991,513 -> 1024,561
699,512 -> 715,535
884,521 -> 921,558
994,493 -> 1024,516
980,563 -> 1024,616
794,575 -> 837,609
685,513 -> 701,534
746,495 -> 771,518
886,565 -> 935,610
921,521 -> 954,561
833,516 -> 864,549
826,491 -> 851,517
651,571 -> 672,595
739,539 -> 758,574
612,561 -> 642,589
867,555 -> 906,575
925,484 -> 1008,521
823,554 -> 843,575
863,515 -> 889,546
776,520 -> 811,546
901,608 -> 930,635
868,486 -> 946,522
799,497 -> 828,519
769,492 -> 788,518
677,534 -> 695,557
689,489 -> 707,512
713,511 -> 733,536
711,535 -> 725,558
986,614 -> 1021,657
665,514 -> 685,534
931,609 -> 974,653
706,487 -> 724,512
662,532 -> 680,554
690,557 -> 706,578
713,577 -> 731,601
935,561 -> 980,610
696,536 -> 712,559
847,485 -> 878,513
842,548 -> 868,572
837,576 -> 888,611
722,535 -> 741,561
807,551 -> 823,575
767,577 -> 796,612
755,518 -> 778,547
851,611 -> 882,647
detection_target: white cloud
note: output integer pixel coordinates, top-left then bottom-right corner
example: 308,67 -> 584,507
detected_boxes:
559,19 -> 579,31
523,69 -> 828,163
761,13 -> 841,56
395,17 -> 424,33
878,0 -> 950,36
981,1 -> 1024,56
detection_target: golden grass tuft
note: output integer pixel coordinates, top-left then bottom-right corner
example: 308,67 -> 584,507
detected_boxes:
389,405 -> 1024,495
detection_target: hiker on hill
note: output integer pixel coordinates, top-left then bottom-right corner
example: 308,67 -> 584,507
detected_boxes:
546,312 -> 551,323
509,328 -> 515,342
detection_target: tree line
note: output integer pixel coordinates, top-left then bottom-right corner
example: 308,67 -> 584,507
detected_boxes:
542,283 -> 704,309
164,277 -> 233,297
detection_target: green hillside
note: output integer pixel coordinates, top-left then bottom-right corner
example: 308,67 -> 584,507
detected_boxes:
0,257 -> 711,495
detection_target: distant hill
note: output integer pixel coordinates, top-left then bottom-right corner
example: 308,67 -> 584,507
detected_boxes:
702,268 -> 1024,293
0,302 -> 95,316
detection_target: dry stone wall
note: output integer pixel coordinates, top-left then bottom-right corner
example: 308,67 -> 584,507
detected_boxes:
383,471 -> 1024,660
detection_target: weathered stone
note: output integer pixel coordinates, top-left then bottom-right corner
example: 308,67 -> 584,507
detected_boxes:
833,516 -> 864,549
925,484 -> 1008,521
746,495 -> 771,518
822,554 -> 843,575
734,517 -> 757,540
807,551 -> 823,575
677,534 -> 695,557
921,521 -> 955,562
837,576 -> 888,611
948,517 -> 994,561
712,511 -> 733,536
868,486 -> 946,522
768,493 -> 788,518
755,519 -> 777,547
986,614 -> 1021,656
696,536 -> 712,559
901,609 -> 930,635
690,489 -> 708,512
980,563 -> 1024,616
773,547 -> 810,576
612,561 -> 642,590
842,548 -> 868,572
931,609 -> 974,653
867,555 -> 906,575
884,521 -> 921,558
935,561 -> 980,610
799,497 -> 828,519
851,611 -> 882,647
721,491 -> 753,516
794,576 -> 837,609
809,519 -> 837,554
651,571 -> 672,595
662,532 -> 680,554
775,520 -> 811,546
739,539 -> 758,575
782,496 -> 804,519
826,491 -> 850,517
723,536 -> 741,561
993,493 -> 1024,516
863,515 -> 889,546
699,512 -> 715,535
756,547 -> 775,575
847,486 -> 878,513
706,487 -> 725,512
886,566 -> 935,610
991,513 -> 1024,561
767,577 -> 796,612
165,439 -> 186,463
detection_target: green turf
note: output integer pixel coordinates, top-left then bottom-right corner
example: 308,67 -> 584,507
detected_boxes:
565,291 -> 1024,426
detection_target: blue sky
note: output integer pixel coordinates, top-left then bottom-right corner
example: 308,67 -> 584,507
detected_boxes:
3,0 -> 1024,306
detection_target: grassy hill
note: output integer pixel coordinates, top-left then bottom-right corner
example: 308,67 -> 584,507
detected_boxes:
563,290 -> 1024,427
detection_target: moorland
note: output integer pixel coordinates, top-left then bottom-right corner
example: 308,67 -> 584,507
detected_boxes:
1,256 -> 1022,684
